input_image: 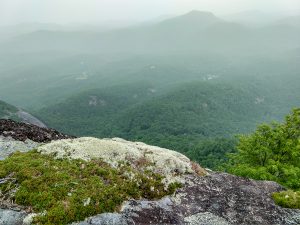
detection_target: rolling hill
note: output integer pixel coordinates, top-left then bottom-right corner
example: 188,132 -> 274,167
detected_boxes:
38,80 -> 289,168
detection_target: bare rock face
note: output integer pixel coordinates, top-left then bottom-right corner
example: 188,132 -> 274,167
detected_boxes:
0,119 -> 74,161
0,136 -> 41,159
0,100 -> 47,128
76,173 -> 300,225
0,209 -> 27,225
16,110 -> 47,128
0,119 -> 73,143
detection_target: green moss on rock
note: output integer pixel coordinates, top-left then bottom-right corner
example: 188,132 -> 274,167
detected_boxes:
272,190 -> 300,209
0,150 -> 181,225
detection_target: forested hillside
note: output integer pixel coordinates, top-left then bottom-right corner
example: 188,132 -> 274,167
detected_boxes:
38,79 -> 299,168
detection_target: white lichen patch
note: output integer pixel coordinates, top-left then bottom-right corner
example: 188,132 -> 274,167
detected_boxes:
37,137 -> 196,185
184,212 -> 231,225
23,213 -> 38,225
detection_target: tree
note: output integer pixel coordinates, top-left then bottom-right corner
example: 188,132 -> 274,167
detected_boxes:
227,108 -> 300,189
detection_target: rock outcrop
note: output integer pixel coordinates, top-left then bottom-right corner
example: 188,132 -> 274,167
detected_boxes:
74,173 -> 300,225
37,137 -> 203,186
0,119 -> 73,142
0,136 -> 40,159
0,209 -> 27,225
0,119 -> 74,166
0,119 -> 300,225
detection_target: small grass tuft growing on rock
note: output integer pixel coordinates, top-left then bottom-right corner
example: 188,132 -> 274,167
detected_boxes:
0,150 -> 181,225
272,190 -> 300,209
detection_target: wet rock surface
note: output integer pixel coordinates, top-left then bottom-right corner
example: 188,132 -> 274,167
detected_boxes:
0,119 -> 73,142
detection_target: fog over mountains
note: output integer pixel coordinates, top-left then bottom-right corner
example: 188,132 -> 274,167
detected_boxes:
0,11 -> 299,108
1,10 -> 299,54
0,11 -> 299,162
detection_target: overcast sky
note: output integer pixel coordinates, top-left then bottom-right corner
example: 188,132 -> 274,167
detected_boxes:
0,0 -> 299,26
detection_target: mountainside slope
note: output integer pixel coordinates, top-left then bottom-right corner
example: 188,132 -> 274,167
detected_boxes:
0,100 -> 46,127
37,81 -> 276,168
38,81 -> 271,141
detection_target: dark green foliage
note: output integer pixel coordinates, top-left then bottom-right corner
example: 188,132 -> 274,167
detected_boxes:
227,108 -> 300,189
39,81 -> 270,138
226,108 -> 300,209
0,151 -> 179,225
186,138 -> 237,169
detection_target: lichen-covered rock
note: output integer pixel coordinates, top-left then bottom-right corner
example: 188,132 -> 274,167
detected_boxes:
184,212 -> 231,225
0,119 -> 73,143
0,135 -> 41,159
76,172 -> 300,225
0,119 -> 73,160
37,137 -> 197,185
0,209 -> 27,225
74,213 -> 130,225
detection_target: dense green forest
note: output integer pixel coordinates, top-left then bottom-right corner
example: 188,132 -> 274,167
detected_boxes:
37,79 -> 299,169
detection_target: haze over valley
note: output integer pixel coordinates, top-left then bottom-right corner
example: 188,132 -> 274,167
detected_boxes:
0,7 -> 299,168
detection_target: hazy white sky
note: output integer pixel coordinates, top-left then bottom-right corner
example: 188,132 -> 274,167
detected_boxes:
0,0 -> 299,26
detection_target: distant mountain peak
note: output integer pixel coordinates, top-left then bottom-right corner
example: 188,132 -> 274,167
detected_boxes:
178,10 -> 219,21
158,10 -> 221,28
184,10 -> 216,17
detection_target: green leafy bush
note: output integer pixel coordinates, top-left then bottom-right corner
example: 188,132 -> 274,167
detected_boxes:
227,108 -> 300,189
0,150 -> 180,225
226,108 -> 300,209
